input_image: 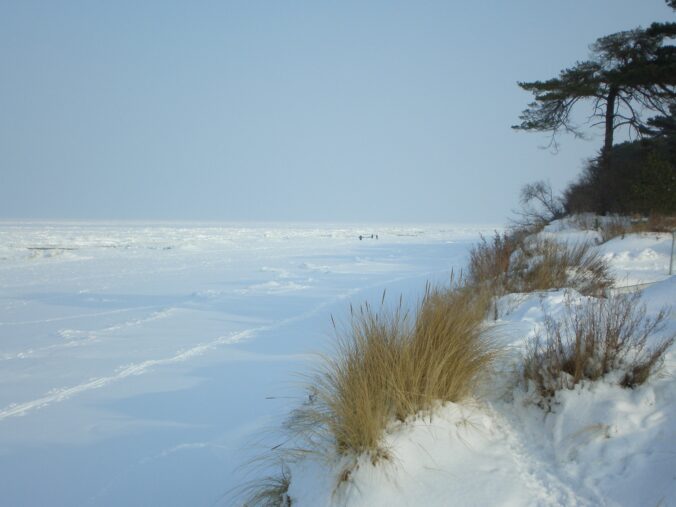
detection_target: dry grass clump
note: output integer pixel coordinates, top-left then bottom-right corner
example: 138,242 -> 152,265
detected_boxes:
507,238 -> 612,296
292,284 -> 496,459
311,299 -> 410,456
468,232 -> 613,297
239,466 -> 292,507
523,293 -> 674,399
639,214 -> 676,233
589,214 -> 676,243
401,286 -> 494,417
467,232 -> 517,293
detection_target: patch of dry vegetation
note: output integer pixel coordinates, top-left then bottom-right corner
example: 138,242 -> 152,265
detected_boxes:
598,214 -> 676,243
239,213 -> 672,501
468,233 -> 612,297
239,466 -> 292,507
289,284 -> 497,459
402,286 -> 494,416
570,213 -> 676,243
508,238 -> 612,296
511,180 -> 565,230
467,232 -> 516,293
523,292 -> 674,399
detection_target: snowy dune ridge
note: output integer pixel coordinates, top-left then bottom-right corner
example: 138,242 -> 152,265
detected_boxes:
250,218 -> 676,507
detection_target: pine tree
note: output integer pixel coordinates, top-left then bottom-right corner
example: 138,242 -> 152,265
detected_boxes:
513,21 -> 675,212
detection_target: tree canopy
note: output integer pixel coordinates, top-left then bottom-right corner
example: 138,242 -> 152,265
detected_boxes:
515,5 -> 676,216
513,23 -> 676,155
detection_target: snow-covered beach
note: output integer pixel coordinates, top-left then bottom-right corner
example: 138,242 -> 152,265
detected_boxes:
0,222 -> 493,506
282,219 -> 676,507
1,220 -> 673,506
3,1 -> 673,505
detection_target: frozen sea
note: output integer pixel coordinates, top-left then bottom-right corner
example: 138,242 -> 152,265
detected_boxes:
0,221 -> 494,506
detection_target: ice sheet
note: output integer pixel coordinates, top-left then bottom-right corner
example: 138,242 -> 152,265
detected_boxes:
0,221 -> 491,506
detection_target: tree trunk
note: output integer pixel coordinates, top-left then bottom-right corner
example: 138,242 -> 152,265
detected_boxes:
598,87 -> 618,213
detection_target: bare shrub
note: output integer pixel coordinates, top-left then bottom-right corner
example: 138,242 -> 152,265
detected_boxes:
507,239 -> 612,296
289,284 -> 497,459
523,293 -> 674,399
512,180 -> 565,229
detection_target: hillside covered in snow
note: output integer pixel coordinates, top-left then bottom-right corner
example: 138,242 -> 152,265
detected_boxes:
253,218 -> 676,507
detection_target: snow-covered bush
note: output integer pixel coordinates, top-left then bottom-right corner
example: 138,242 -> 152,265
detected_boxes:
523,292 -> 674,399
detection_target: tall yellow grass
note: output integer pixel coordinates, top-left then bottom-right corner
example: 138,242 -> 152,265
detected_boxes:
292,284 -> 497,458
467,232 -> 515,293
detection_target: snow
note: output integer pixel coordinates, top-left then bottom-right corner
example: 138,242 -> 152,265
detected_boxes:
1,220 -> 673,506
287,367 -> 675,506
539,218 -> 604,246
0,221 -> 494,506
539,217 -> 674,287
283,221 -> 676,507
598,233 -> 674,287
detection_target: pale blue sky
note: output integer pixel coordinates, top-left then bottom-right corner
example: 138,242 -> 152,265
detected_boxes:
1,1 -> 673,222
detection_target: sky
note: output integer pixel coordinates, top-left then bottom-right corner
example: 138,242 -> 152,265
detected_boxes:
0,0 -> 673,223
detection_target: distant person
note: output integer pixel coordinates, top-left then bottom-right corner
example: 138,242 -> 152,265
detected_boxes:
359,235 -> 363,240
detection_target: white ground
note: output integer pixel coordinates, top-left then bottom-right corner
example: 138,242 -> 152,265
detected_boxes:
285,220 -> 676,507
0,221 -> 493,506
